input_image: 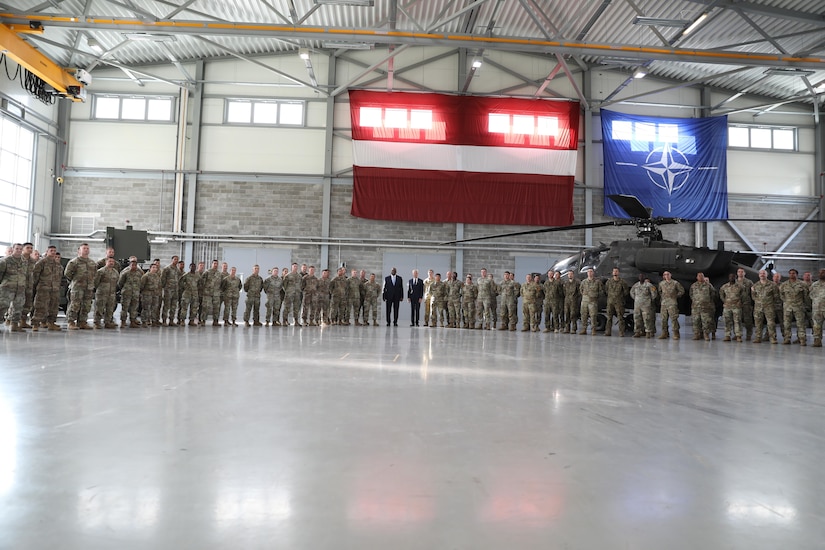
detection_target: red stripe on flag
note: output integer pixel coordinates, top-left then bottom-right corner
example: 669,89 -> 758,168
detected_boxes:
351,167 -> 574,226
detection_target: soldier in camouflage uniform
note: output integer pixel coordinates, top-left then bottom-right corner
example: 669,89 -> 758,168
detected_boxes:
689,272 -> 715,341
461,274 -> 478,329
347,269 -> 363,325
18,243 -> 35,329
263,267 -> 282,326
520,273 -> 541,332
810,268 -> 825,348
96,247 -> 122,273
772,272 -> 785,341
282,263 -> 304,326
93,258 -> 120,328
160,255 -> 181,326
179,263 -> 201,326
64,243 -> 98,330
316,269 -> 332,325
363,273 -> 381,326
31,246 -> 63,331
751,269 -> 778,344
0,243 -> 26,332
657,271 -> 685,340
118,258 -> 144,327
562,271 -> 580,334
445,271 -> 463,328
217,262 -> 230,322
498,271 -> 517,331
578,269 -> 603,335
542,271 -> 560,332
329,267 -> 348,325
221,267 -> 242,326
301,266 -> 320,326
201,260 -> 224,326
736,268 -> 755,341
429,273 -> 448,327
476,268 -> 496,330
422,269 -> 435,327
719,273 -> 746,342
243,264 -> 264,326
631,273 -> 658,338
139,263 -> 163,327
780,268 -> 809,346
604,268 -> 629,336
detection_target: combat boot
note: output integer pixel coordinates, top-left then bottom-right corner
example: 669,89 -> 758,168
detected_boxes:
19,319 -> 32,329
521,326 -> 529,332
68,321 -> 78,330
736,336 -> 742,342
814,339 -> 822,348
213,320 -> 220,327
646,332 -> 654,338
130,321 -> 140,328
104,322 -> 117,329
723,335 -> 731,342
769,337 -> 777,344
48,322 -> 62,331
498,326 -> 508,331
753,337 -> 762,343
657,332 -> 669,339
31,323 -> 39,332
799,337 -> 807,346
633,332 -> 642,338
673,331 -> 680,340
10,322 -> 23,332
783,338 -> 791,345
253,321 -> 262,327
604,328 -> 612,336
79,322 -> 93,330
692,333 -> 702,340
244,321 -> 250,327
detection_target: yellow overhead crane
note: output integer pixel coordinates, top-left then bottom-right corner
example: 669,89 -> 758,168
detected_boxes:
0,21 -> 86,102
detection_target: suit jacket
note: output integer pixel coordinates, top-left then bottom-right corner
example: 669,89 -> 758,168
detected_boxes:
383,274 -> 405,301
408,277 -> 424,301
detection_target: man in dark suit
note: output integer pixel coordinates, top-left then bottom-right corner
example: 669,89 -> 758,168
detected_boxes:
407,269 -> 424,326
382,267 -> 404,326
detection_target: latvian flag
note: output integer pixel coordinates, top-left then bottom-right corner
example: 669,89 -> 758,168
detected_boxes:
349,90 -> 580,226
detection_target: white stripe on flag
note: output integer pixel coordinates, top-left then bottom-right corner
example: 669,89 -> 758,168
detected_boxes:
353,141 -> 577,176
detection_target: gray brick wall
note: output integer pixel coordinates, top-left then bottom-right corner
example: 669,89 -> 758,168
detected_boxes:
54,176 -> 823,276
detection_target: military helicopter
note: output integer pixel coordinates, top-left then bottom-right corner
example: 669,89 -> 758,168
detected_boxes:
447,194 -> 820,330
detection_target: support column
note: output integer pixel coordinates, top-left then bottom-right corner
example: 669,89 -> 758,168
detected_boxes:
320,55 -> 337,269
816,105 -> 825,256
455,223 -> 464,277
50,100 -> 71,233
184,61 -> 204,263
583,69 -> 593,247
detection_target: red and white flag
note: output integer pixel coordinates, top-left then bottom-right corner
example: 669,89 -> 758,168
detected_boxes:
349,90 -> 580,226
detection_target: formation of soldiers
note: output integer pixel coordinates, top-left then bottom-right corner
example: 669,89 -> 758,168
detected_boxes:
2,242 -> 825,347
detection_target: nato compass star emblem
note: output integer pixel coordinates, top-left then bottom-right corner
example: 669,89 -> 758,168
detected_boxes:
616,142 -> 719,213
643,144 -> 691,196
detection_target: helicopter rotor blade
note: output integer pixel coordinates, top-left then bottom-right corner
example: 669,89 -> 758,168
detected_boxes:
441,221 -> 627,246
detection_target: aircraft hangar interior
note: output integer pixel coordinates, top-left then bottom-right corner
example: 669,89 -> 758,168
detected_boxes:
1,0 -> 825,548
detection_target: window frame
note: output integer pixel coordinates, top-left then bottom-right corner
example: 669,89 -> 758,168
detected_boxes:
728,124 -> 797,151
0,113 -> 36,245
223,98 -> 307,127
91,94 -> 177,123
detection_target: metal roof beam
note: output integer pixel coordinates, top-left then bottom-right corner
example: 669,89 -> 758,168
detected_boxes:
683,0 -> 825,27
733,7 -> 789,55
332,44 -> 410,96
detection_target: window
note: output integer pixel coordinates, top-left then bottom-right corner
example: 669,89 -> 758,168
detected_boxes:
0,115 -> 34,245
224,99 -> 305,126
92,95 -> 175,122
487,113 -> 560,137
357,106 -> 434,130
728,125 -> 796,150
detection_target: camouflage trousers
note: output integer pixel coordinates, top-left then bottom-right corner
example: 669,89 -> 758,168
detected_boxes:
264,293 -> 282,324
32,289 -> 59,325
580,298 -> 598,332
161,288 -> 178,322
301,292 -> 317,324
141,292 -> 160,324
784,305 -> 806,341
94,290 -> 117,324
313,295 -> 331,324
121,290 -> 140,323
0,287 -> 25,323
500,299 -> 517,330
479,297 -> 496,328
544,299 -> 563,330
462,301 -> 476,328
179,291 -> 199,322
522,302 -> 539,330
813,303 -> 824,342
244,294 -> 261,322
605,299 -> 625,335
742,303 -> 754,334
660,301 -> 680,334
349,297 -> 361,323
329,295 -> 347,324
282,291 -> 302,324
564,299 -> 578,331
754,304 -> 776,341
691,306 -> 714,337
723,306 -> 742,338
634,304 -> 656,335
68,286 -> 93,325
431,300 -> 447,327
447,298 -> 461,327
223,296 -> 239,322
364,297 -> 379,324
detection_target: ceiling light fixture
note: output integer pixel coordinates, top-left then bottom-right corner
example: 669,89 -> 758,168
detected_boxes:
632,68 -> 648,79
298,48 -> 310,60
764,68 -> 815,77
315,0 -> 374,5
633,16 -> 690,27
86,36 -> 103,53
682,13 -> 708,36
322,41 -> 373,50
123,32 -> 177,42
472,59 -> 483,69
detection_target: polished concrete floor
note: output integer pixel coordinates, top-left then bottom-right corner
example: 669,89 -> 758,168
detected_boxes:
1,318 -> 824,549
